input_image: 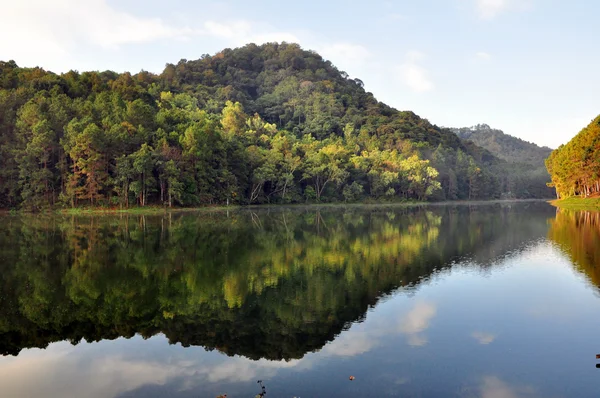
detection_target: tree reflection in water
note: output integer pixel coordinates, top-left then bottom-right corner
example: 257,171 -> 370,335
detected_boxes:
0,203 -> 555,360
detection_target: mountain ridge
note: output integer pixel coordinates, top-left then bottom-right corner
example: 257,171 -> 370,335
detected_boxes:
451,124 -> 552,166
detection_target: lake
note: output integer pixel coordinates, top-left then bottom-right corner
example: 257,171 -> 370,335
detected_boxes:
1,202 -> 600,397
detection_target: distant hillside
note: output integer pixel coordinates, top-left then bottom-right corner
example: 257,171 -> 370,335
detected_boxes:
452,124 -> 554,198
452,124 -> 552,166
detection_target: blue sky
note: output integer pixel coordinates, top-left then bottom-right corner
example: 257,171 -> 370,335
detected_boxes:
1,0 -> 598,148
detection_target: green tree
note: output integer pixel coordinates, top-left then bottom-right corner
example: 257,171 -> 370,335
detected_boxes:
302,137 -> 349,201
64,121 -> 107,206
130,143 -> 155,206
17,119 -> 56,209
221,100 -> 247,140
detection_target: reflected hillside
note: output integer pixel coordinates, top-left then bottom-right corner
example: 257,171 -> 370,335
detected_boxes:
549,208 -> 600,287
454,202 -> 553,265
0,203 -> 554,360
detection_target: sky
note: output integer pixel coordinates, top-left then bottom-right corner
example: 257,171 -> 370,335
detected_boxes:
1,0 -> 599,148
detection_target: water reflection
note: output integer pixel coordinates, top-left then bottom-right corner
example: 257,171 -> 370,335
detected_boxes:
471,331 -> 496,345
548,208 -> 600,287
473,376 -> 536,398
399,301 -> 437,347
2,202 -> 600,397
0,203 -> 554,360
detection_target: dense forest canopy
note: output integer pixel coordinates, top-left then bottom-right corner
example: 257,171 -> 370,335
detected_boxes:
545,116 -> 600,199
0,43 -> 551,210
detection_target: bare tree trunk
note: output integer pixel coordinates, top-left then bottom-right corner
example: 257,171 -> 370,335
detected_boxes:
250,182 -> 263,203
282,179 -> 289,201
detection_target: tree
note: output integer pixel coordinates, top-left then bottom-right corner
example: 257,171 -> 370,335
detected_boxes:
302,137 -> 349,201
343,182 -> 364,202
17,116 -> 57,210
164,160 -> 183,207
546,115 -> 600,199
114,155 -> 135,208
64,121 -> 107,207
221,100 -> 247,140
130,143 -> 155,206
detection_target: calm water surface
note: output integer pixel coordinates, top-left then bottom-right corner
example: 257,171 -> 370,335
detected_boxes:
1,202 -> 600,397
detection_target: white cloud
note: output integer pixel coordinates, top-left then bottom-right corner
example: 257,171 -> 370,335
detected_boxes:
322,331 -> 377,357
0,0 -> 194,70
318,43 -> 371,73
0,1 -> 302,72
399,301 -> 437,334
0,0 -> 193,47
476,0 -> 509,19
481,376 -> 519,398
0,339 -> 304,398
406,50 -> 425,63
203,20 -> 253,40
175,18 -> 303,51
201,20 -> 299,46
472,331 -> 497,344
0,342 -> 193,398
477,52 -> 492,61
406,334 -> 429,347
474,0 -> 533,20
320,43 -> 371,63
388,13 -> 409,21
480,376 -> 536,398
398,51 -> 435,93
199,356 -> 301,383
398,301 -> 437,346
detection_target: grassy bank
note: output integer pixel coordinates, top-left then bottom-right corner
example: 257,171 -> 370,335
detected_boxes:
550,197 -> 600,209
0,198 -> 551,216
56,199 -> 539,214
56,206 -> 239,216
56,202 -> 426,214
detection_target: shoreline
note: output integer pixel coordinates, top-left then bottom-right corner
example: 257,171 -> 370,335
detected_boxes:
549,197 -> 600,209
0,198 -> 553,216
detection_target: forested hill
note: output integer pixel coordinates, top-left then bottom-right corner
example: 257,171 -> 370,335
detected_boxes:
452,124 -> 552,166
546,115 -> 600,198
452,124 -> 554,198
0,42 -> 547,210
